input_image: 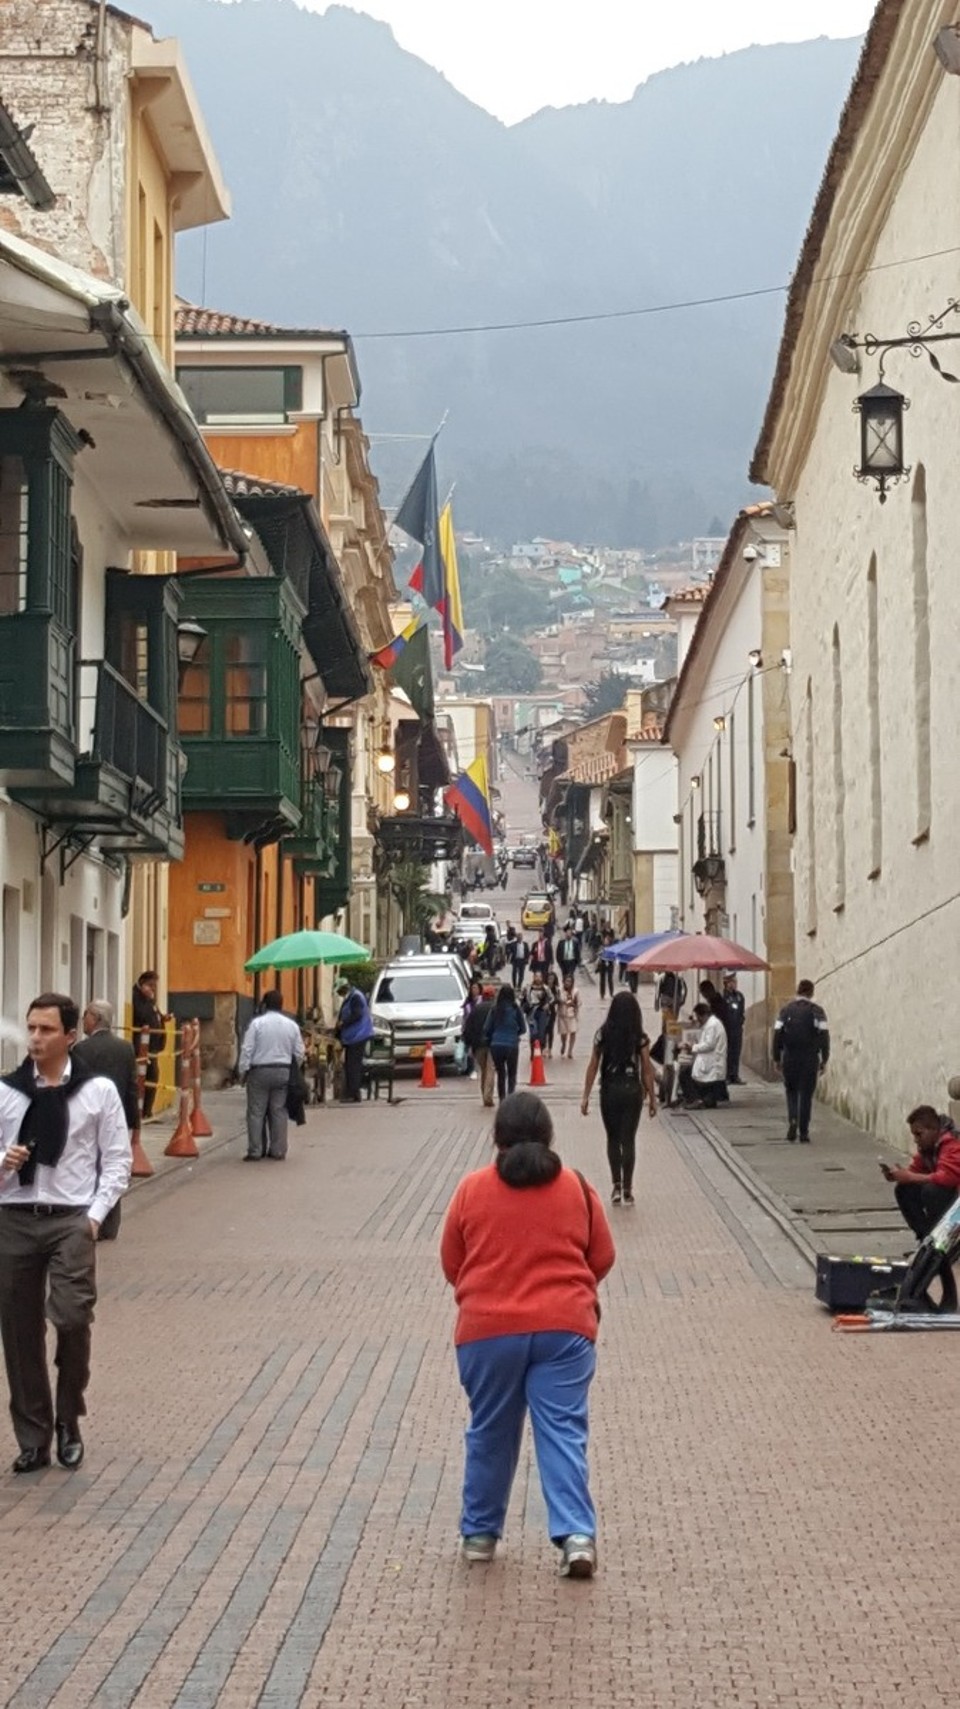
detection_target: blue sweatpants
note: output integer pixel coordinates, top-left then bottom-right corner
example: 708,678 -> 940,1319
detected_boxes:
455,1331 -> 597,1544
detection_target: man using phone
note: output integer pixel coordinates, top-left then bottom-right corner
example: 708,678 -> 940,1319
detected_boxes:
881,1105 -> 960,1241
0,994 -> 131,1474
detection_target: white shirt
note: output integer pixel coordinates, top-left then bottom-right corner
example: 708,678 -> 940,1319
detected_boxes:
0,1061 -> 132,1224
692,1014 -> 728,1083
238,1011 -> 305,1075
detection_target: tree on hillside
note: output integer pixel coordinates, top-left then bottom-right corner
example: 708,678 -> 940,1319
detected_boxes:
582,671 -> 627,717
483,634 -> 543,694
459,556 -> 544,637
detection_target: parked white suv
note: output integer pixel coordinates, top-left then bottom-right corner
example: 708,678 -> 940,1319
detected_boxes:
370,956 -> 468,1064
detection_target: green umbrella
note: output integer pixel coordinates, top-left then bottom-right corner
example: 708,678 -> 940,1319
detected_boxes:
244,929 -> 371,973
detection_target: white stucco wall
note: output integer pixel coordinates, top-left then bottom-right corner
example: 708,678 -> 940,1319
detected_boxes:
785,72 -> 960,1142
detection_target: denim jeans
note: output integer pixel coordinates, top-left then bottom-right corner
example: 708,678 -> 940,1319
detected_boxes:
456,1331 -> 596,1543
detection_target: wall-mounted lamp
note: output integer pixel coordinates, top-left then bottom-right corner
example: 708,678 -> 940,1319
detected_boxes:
392,788 -> 411,812
933,23 -> 960,73
691,774 -> 701,791
713,714 -> 726,732
780,648 -> 793,673
376,745 -> 396,774
829,334 -> 862,376
854,380 -> 909,504
748,649 -> 763,669
176,619 -> 207,674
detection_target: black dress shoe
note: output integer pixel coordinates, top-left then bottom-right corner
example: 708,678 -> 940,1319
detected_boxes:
56,1423 -> 84,1470
12,1447 -> 51,1474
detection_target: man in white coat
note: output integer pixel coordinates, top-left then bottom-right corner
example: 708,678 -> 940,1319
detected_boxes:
678,1001 -> 728,1109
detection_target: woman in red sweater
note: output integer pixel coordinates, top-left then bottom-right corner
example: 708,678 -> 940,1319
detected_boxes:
440,1091 -> 615,1578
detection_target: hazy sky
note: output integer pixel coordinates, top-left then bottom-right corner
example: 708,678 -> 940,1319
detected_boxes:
307,0 -> 875,122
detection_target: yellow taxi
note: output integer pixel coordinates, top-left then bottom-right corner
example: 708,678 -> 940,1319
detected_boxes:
521,892 -> 555,931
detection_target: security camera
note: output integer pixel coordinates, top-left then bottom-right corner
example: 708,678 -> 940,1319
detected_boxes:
742,544 -> 759,563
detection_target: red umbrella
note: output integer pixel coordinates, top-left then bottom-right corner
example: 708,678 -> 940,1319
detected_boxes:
627,933 -> 769,973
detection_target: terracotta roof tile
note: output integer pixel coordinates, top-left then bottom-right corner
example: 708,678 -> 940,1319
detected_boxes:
175,300 -> 348,341
669,584 -> 710,605
219,469 -> 306,499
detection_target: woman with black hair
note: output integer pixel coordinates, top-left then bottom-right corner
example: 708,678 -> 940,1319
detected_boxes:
483,984 -> 527,1100
441,1092 -> 614,1579
581,991 -> 657,1205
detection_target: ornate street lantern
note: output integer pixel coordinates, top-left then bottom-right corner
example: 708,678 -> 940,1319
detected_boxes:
853,380 -> 909,504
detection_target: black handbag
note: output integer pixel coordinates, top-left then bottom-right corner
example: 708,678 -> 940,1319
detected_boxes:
286,1060 -> 308,1125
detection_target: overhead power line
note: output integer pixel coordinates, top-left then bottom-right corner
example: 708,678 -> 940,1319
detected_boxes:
353,244 -> 960,342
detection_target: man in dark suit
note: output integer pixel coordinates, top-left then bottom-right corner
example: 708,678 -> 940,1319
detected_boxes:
74,1001 -> 140,1239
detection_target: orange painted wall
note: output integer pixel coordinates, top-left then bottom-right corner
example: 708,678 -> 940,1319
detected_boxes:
168,814 -> 257,994
203,423 -> 319,499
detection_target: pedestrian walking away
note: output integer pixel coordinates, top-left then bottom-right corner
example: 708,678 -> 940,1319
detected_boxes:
461,985 -> 498,1107
598,927 -> 615,999
580,991 -> 657,1205
881,1105 -> 960,1241
333,976 -> 375,1103
512,936 -> 530,990
772,979 -> 830,1142
722,972 -> 746,1084
238,990 -> 306,1159
440,1091 -> 615,1577
74,999 -> 140,1240
557,976 -> 580,1060
131,969 -> 170,1120
484,985 -> 527,1101
0,993 -> 131,1474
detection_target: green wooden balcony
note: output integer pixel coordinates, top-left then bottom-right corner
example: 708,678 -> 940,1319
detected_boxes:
0,611 -> 77,788
179,577 -> 303,842
285,777 -> 335,876
10,661 -> 184,860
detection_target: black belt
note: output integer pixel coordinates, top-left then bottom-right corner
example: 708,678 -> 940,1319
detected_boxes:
4,1204 -> 87,1217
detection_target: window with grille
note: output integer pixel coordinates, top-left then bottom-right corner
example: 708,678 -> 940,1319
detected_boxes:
0,456 -> 28,615
225,632 -> 268,736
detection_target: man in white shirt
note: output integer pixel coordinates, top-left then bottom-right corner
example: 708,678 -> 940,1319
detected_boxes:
678,1001 -> 728,1110
238,989 -> 305,1160
0,992 -> 131,1474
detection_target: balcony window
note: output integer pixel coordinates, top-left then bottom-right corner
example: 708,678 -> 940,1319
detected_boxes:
179,655 -> 211,736
225,632 -> 268,736
0,456 -> 28,614
176,366 -> 303,426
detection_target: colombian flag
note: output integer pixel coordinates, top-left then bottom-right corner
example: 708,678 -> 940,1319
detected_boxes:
370,612 -> 421,670
438,502 -> 464,670
444,754 -> 494,856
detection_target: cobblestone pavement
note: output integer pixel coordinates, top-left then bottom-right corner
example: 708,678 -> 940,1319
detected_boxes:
1,977 -> 959,1709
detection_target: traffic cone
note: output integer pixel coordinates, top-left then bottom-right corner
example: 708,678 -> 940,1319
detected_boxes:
165,1022 -> 199,1158
130,1128 -> 154,1177
420,1041 -> 438,1089
530,1040 -> 547,1087
189,1017 -> 213,1138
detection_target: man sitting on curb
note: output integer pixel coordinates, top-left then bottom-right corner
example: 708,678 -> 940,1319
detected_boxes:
881,1105 -> 960,1242
677,1002 -> 727,1110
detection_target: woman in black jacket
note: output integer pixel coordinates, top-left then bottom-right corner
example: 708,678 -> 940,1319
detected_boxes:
580,992 -> 657,1206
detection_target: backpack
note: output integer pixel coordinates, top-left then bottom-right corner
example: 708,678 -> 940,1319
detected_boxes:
779,1000 -> 820,1055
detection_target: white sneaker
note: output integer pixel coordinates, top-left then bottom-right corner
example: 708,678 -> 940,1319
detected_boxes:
559,1535 -> 597,1579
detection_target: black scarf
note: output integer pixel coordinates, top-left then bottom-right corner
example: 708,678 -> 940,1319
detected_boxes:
1,1055 -> 94,1185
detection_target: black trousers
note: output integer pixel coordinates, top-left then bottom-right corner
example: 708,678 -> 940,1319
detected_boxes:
343,1041 -> 366,1101
0,1209 -> 97,1449
491,1045 -> 518,1100
600,1079 -> 643,1194
895,1182 -> 957,1241
598,961 -> 614,999
782,1056 -> 819,1137
678,1062 -> 722,1109
512,962 -> 527,989
141,1053 -> 159,1119
727,1025 -> 743,1082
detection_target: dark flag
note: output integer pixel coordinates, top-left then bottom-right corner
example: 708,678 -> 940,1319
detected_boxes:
395,445 -> 443,609
390,621 -> 435,725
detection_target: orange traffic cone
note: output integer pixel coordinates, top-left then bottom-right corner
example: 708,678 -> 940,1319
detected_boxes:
420,1041 -> 438,1089
165,1022 -> 200,1158
130,1128 -> 154,1177
530,1040 -> 547,1087
189,1017 -> 213,1138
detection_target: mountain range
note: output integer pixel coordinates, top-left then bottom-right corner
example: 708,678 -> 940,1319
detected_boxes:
148,0 -> 862,546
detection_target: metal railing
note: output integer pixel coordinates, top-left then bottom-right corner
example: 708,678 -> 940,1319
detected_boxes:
78,660 -> 167,814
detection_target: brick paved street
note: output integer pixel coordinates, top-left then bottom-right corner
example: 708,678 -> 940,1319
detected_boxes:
1,979 -> 959,1708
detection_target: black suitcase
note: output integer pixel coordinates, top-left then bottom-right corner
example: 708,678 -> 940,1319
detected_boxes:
815,1254 -> 910,1313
